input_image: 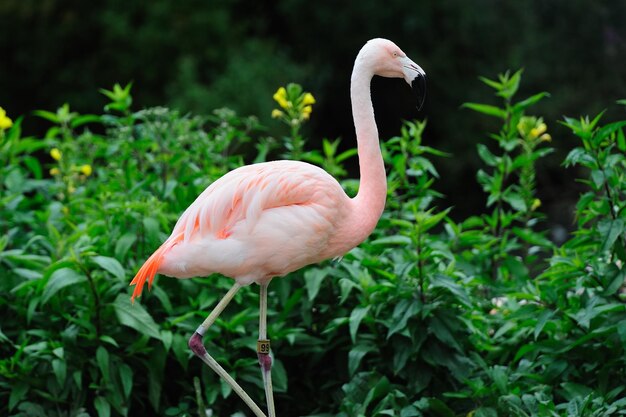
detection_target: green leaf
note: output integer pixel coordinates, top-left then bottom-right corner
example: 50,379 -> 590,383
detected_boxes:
96,346 -> 110,382
499,69 -> 523,99
400,405 -> 421,417
428,397 -> 455,417
512,227 -> 553,247
348,343 -> 376,376
461,103 -> 507,119
598,219 -> 624,253
99,335 -> 119,347
478,76 -> 502,90
513,344 -> 537,362
617,127 -> 626,151
387,299 -> 421,338
161,329 -> 173,351
430,315 -> 462,352
119,364 -> 133,400
271,358 -> 288,393
617,321 -> 626,349
9,382 -> 28,411
94,396 -> 111,417
92,255 -> 125,280
393,154 -> 407,181
147,346 -> 167,410
336,147 -> 358,163
112,294 -> 161,339
430,274 -> 471,307
172,333 -> 189,370
421,208 -> 451,233
534,310 -> 554,340
52,347 -> 64,359
363,376 -> 391,410
474,408 -> 498,417
503,191 -> 527,212
512,92 -> 550,112
115,233 -> 137,261
23,156 -> 42,179
143,217 -> 161,241
322,138 -> 337,157
590,169 -> 605,189
339,278 -> 358,304
42,268 -> 87,304
603,268 -> 626,296
52,358 -> 67,386
371,235 -> 412,245
349,305 -> 371,343
71,114 -> 101,128
561,382 -> 593,401
33,109 -> 60,123
593,120 -> 626,144
304,268 -> 328,302
392,339 -> 413,374
477,143 -> 498,166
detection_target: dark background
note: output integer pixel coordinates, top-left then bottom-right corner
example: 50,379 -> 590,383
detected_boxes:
2,0 -> 625,232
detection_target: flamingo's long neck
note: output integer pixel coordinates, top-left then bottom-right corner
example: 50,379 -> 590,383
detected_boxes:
350,57 -> 387,240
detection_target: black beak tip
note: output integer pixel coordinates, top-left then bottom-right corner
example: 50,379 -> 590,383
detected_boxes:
411,74 -> 427,111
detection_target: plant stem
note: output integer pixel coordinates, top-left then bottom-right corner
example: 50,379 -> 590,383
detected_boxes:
416,224 -> 425,303
194,376 -> 206,417
82,266 -> 101,338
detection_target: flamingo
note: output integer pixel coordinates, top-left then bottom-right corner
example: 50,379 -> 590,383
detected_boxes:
129,38 -> 425,417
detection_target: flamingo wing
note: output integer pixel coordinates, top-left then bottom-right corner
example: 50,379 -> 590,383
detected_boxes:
130,160 -> 348,300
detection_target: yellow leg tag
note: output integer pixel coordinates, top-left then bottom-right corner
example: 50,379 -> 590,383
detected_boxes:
257,339 -> 270,354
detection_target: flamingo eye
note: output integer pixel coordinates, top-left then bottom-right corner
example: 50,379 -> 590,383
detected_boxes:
393,51 -> 398,57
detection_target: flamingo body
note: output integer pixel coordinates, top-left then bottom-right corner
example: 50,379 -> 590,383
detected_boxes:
129,38 -> 426,417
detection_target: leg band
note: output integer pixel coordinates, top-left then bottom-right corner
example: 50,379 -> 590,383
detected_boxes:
257,339 -> 270,354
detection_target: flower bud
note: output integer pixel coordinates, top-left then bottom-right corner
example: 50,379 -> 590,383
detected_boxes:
50,148 -> 62,161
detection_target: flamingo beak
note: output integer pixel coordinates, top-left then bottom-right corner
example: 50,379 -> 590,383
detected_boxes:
401,57 -> 426,111
412,73 -> 426,111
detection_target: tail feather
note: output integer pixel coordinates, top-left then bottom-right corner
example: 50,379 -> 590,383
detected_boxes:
130,233 -> 184,302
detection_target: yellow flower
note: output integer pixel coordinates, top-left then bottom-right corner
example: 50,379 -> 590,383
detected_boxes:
539,133 -> 552,142
0,107 -> 13,130
530,123 -> 547,139
273,87 -> 290,109
301,105 -> 313,120
80,164 -> 92,176
531,198 -> 542,211
271,109 -> 284,119
50,167 -> 60,176
50,148 -> 62,161
537,123 -> 547,135
302,92 -> 316,106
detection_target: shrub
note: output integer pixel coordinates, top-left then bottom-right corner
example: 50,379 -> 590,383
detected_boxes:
1,76 -> 625,417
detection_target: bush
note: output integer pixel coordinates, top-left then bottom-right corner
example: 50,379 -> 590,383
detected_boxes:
1,75 -> 625,417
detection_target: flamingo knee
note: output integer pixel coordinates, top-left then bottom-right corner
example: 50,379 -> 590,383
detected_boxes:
188,332 -> 207,357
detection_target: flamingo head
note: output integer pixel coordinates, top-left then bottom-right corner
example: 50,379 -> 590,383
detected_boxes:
360,38 -> 427,110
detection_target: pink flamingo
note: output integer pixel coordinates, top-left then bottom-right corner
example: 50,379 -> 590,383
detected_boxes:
130,38 -> 425,417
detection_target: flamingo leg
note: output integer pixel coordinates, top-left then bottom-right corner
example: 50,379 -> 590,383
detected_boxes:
188,282 -> 267,417
258,281 -> 276,417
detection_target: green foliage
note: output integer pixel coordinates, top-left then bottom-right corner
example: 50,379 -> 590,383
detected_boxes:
2,73 -> 626,417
